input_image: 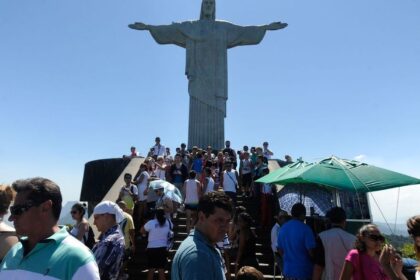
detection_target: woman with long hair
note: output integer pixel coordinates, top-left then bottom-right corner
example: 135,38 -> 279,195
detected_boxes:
236,212 -> 259,274
228,206 -> 246,250
203,167 -> 215,195
340,224 -> 405,280
141,208 -> 172,280
407,215 -> 420,280
153,156 -> 166,180
70,202 -> 90,245
0,185 -> 18,261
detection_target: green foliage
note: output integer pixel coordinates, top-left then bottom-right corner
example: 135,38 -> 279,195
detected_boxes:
401,243 -> 417,259
384,234 -> 417,258
384,234 -> 411,249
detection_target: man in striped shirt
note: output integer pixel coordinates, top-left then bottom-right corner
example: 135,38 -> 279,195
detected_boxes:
0,177 -> 99,280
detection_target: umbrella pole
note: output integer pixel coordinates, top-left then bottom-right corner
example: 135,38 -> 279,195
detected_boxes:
369,192 -> 394,235
394,187 -> 401,234
334,160 -> 367,218
333,189 -> 340,207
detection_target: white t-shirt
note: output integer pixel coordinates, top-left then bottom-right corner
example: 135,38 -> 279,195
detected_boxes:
204,177 -> 215,194
241,159 -> 252,175
223,170 -> 238,193
152,145 -> 167,157
144,219 -> 171,248
137,171 -> 150,201
70,224 -> 88,245
184,179 -> 200,204
122,184 -> 138,196
263,149 -> 273,159
271,223 -> 281,252
165,155 -> 173,165
154,168 -> 166,180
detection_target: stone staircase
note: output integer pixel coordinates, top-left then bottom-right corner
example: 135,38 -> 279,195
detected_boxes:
127,194 -> 282,279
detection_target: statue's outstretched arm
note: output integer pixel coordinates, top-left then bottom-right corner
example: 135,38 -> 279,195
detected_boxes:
128,21 -> 186,47
264,22 -> 288,31
128,22 -> 150,30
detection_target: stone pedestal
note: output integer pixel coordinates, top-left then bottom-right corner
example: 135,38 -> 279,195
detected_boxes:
188,98 -> 224,150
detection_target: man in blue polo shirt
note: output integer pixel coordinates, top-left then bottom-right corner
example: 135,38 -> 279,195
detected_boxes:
277,203 -> 316,280
0,177 -> 99,279
172,192 -> 233,280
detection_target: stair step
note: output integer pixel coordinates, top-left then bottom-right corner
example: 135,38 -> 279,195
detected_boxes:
127,194 -> 280,279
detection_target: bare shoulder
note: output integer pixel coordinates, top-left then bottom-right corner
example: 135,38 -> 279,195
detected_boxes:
0,222 -> 15,232
2,234 -> 18,247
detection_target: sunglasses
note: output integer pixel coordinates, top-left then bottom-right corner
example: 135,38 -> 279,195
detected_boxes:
70,210 -> 78,214
368,234 -> 385,242
10,202 -> 37,216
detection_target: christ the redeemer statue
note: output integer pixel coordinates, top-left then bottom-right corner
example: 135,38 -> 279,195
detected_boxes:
129,0 -> 287,150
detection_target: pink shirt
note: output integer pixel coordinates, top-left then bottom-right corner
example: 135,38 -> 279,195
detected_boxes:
345,249 -> 390,280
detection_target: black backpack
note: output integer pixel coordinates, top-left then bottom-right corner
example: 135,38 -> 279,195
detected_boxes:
83,226 -> 96,249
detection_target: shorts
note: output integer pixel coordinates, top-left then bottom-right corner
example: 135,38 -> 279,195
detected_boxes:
241,173 -> 252,188
185,203 -> 198,211
146,247 -> 168,269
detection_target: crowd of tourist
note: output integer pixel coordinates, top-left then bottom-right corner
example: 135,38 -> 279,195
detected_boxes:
123,138 -> 287,231
0,138 -> 419,280
271,203 -> 416,280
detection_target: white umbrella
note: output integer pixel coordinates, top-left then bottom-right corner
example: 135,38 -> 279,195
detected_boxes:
148,180 -> 183,204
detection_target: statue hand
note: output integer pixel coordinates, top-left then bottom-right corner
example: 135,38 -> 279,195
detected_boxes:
266,22 -> 288,30
128,22 -> 148,30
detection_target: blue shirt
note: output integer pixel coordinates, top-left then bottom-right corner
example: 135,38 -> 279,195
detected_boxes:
171,229 -> 226,280
92,225 -> 125,280
277,219 -> 316,279
192,158 -> 203,173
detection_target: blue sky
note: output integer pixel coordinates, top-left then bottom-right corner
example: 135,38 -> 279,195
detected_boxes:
1,0 -> 419,227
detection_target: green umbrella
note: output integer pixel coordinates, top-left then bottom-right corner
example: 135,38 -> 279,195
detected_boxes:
258,156 -> 420,193
255,160 -> 311,184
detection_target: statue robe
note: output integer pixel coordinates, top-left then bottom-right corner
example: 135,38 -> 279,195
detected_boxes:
148,20 -> 266,149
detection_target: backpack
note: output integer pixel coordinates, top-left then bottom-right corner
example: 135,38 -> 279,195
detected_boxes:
83,226 -> 96,249
119,217 -> 128,233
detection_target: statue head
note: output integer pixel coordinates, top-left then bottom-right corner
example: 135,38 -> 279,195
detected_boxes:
200,0 -> 216,20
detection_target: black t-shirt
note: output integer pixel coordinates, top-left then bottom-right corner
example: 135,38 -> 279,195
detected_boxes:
223,147 -> 237,162
170,163 -> 188,184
